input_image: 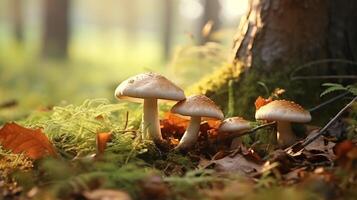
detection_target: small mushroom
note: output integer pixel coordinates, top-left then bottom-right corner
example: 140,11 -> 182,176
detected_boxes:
255,100 -> 311,147
218,117 -> 252,148
218,117 -> 252,134
115,72 -> 185,143
171,95 -> 224,150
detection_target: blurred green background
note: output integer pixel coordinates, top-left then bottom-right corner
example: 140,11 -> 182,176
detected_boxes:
0,0 -> 247,120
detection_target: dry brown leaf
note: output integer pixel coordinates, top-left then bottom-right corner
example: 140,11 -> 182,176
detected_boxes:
304,135 -> 336,160
254,96 -> 272,111
204,153 -> 262,175
160,112 -> 188,139
333,140 -> 357,169
160,112 -> 222,145
0,122 -> 57,160
214,154 -> 262,174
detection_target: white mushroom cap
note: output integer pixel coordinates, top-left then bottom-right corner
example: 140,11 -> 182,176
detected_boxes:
219,117 -> 251,133
255,100 -> 311,123
171,95 -> 224,119
115,72 -> 185,102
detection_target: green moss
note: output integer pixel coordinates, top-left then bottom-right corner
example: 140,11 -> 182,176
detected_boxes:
20,99 -> 149,158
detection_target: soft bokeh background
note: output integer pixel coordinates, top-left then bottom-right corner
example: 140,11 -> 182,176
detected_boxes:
0,0 -> 248,119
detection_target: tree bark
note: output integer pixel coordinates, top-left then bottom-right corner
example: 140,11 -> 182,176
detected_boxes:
231,0 -> 357,77
231,0 -> 330,71
43,0 -> 70,59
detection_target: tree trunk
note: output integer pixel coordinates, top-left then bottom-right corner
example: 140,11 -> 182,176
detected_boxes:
11,0 -> 24,42
190,0 -> 357,122
199,0 -> 221,44
43,0 -> 70,59
231,0 -> 357,73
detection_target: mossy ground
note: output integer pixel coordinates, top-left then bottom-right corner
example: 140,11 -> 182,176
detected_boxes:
0,65 -> 356,200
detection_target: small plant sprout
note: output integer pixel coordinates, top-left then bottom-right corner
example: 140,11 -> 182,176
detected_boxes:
115,72 -> 185,144
171,95 -> 224,150
255,100 -> 311,147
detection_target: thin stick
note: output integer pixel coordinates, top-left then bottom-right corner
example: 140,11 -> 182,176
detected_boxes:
123,111 -> 129,130
294,96 -> 356,151
308,91 -> 350,112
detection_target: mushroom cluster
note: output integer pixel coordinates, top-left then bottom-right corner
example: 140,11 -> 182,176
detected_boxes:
115,72 -> 224,150
115,72 -> 312,151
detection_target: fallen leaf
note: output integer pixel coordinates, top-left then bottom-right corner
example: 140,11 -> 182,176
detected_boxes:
160,112 -> 222,150
160,112 -> 188,140
255,96 -> 272,111
203,150 -> 262,176
304,135 -> 336,161
333,140 -> 354,158
96,132 -> 112,155
211,154 -> 262,174
333,140 -> 357,169
0,123 -> 57,160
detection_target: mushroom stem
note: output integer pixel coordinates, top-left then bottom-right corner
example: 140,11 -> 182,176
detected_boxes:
143,98 -> 162,142
176,116 -> 201,150
276,121 -> 296,147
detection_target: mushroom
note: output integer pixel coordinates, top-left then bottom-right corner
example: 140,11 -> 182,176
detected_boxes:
171,95 -> 224,150
218,117 -> 252,148
255,100 -> 311,147
218,117 -> 252,134
115,72 -> 185,143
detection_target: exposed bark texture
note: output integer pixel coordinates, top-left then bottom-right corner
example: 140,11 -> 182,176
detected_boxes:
231,0 -> 357,77
231,0 -> 329,71
43,0 -> 70,59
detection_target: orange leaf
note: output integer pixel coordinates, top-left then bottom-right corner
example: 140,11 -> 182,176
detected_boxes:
0,122 -> 57,160
254,96 -> 272,111
96,132 -> 112,155
160,112 -> 189,139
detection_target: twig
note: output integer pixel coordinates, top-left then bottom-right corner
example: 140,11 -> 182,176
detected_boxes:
287,96 -> 356,153
123,111 -> 129,130
308,91 -> 350,112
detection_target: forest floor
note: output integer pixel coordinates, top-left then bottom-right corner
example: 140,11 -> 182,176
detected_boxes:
0,86 -> 356,200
